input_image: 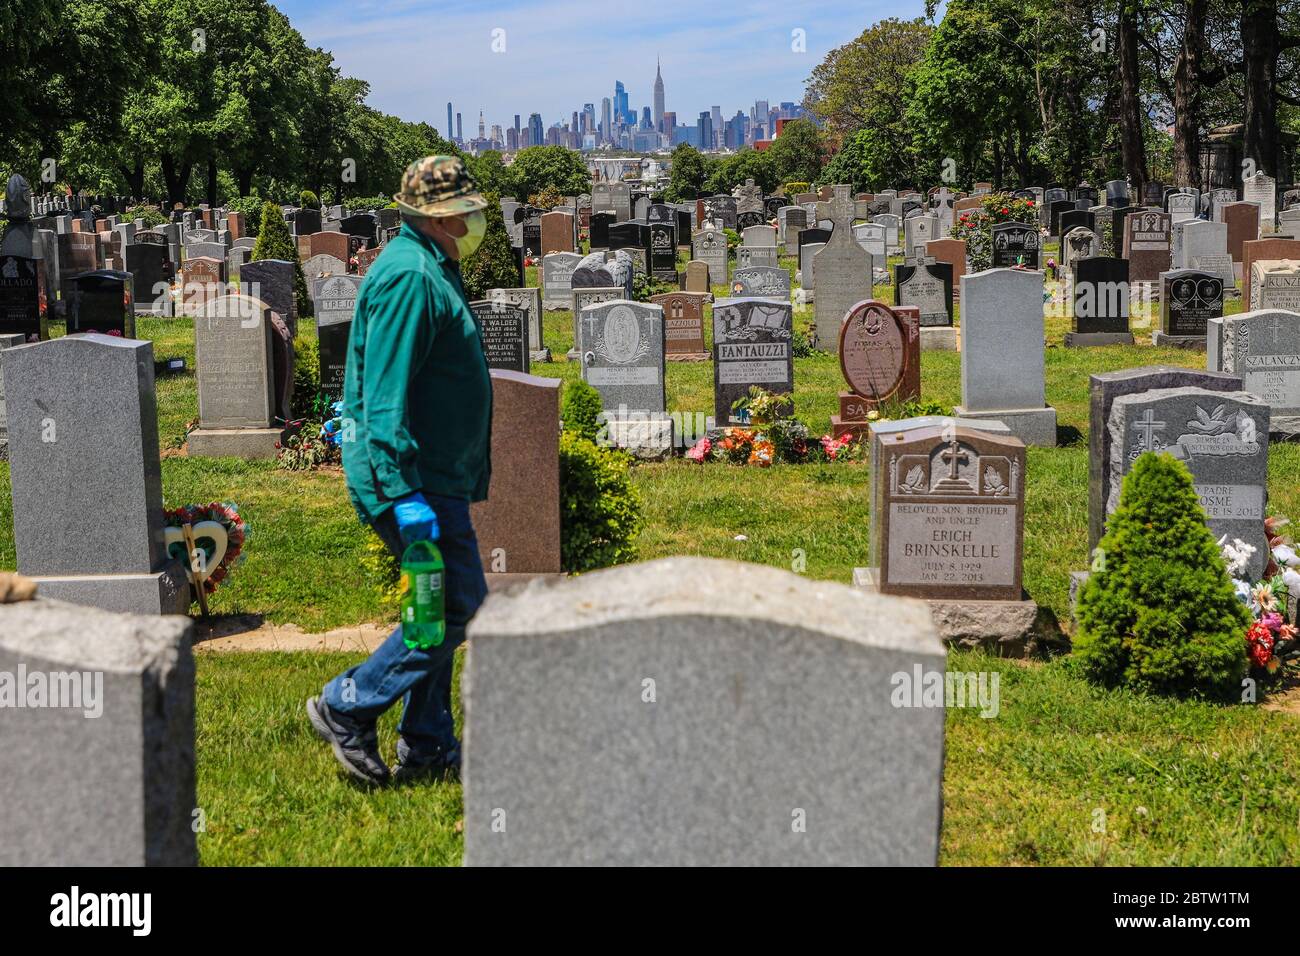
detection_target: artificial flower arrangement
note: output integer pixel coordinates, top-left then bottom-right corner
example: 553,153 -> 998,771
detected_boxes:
162,501 -> 249,597
1221,515 -> 1300,676
685,388 -> 865,467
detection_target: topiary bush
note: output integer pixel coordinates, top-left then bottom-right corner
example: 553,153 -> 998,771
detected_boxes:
1075,453 -> 1250,699
251,200 -> 311,318
225,196 -> 264,238
559,430 -> 644,573
299,189 -> 320,209
561,379 -> 603,443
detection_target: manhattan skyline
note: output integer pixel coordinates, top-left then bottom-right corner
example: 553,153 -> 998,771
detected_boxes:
277,0 -> 932,131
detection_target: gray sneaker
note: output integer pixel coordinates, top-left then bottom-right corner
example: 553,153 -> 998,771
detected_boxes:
306,696 -> 390,785
392,735 -> 461,784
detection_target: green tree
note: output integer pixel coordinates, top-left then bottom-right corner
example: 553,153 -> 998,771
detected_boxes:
459,191 -> 519,300
765,118 -> 825,185
507,145 -> 590,199
1075,453 -> 1249,699
250,201 -> 310,317
665,143 -> 707,201
704,148 -> 777,194
467,150 -> 511,196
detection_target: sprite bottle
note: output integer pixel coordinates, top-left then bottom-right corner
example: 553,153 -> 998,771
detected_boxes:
400,540 -> 445,650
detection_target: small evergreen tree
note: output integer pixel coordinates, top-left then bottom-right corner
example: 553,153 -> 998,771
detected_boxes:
1075,453 -> 1249,699
250,201 -> 310,318
460,191 -> 518,300
561,379 -> 603,443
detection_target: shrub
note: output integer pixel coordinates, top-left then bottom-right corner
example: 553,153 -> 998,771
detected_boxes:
251,201 -> 311,318
561,379 -> 603,443
460,190 -> 518,300
299,189 -> 320,209
1075,453 -> 1250,699
290,335 -> 329,420
785,181 -> 810,195
225,196 -> 264,238
630,270 -> 675,302
276,426 -> 337,471
559,430 -> 643,572
126,204 -> 168,229
949,193 -> 1038,273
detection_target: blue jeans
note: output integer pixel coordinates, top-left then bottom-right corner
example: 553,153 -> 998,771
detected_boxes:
322,494 -> 488,757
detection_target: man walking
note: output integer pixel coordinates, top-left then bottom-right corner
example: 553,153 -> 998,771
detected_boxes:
308,156 -> 492,785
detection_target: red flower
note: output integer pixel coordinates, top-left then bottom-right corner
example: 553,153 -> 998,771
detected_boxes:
1247,622 -> 1275,667
1000,207 -> 1009,214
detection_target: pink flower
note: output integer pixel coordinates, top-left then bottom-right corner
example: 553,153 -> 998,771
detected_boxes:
1262,611 -> 1284,632
686,437 -> 712,463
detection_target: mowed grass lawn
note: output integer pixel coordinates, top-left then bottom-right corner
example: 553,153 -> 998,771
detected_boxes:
2,249 -> 1299,865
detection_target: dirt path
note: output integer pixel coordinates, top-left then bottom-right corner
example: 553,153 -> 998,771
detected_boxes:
192,614 -> 390,653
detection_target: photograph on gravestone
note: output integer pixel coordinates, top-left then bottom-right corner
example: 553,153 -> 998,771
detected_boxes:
990,222 -> 1040,269
1158,269 -> 1223,344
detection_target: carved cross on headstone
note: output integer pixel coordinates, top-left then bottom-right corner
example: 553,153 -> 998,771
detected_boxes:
1272,314 -> 1285,345
816,185 -> 857,244
940,438 -> 969,481
1132,409 -> 1166,449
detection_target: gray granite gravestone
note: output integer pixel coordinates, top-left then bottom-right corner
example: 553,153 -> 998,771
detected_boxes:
0,331 -> 24,458
578,299 -> 670,456
1208,309 -> 1300,435
3,335 -> 189,613
0,599 -> 196,865
188,294 -> 281,458
1084,365 -> 1244,556
730,265 -> 791,300
955,268 -> 1057,446
691,225 -> 728,286
1108,387 -> 1270,578
463,557 -> 944,866
568,286 -> 624,360
813,186 -> 873,352
541,252 -> 581,311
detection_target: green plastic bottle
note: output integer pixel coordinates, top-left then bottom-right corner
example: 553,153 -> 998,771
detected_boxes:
400,540 -> 445,650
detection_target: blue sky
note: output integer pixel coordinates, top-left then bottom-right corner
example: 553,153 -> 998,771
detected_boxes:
277,0 -> 932,133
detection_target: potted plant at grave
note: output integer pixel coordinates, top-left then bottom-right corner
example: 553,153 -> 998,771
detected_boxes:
1074,453 -> 1249,699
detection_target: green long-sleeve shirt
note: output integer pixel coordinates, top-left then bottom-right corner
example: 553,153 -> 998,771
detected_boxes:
342,222 -> 492,524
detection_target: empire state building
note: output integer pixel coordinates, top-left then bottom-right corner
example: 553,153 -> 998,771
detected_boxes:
653,57 -> 665,132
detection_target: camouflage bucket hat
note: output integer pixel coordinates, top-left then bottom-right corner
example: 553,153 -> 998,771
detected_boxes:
393,155 -> 488,218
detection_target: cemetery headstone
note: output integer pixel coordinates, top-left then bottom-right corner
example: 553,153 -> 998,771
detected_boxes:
239,259 -> 298,337
461,556 -> 944,866
691,225 -> 728,286
579,300 -> 671,457
0,254 -> 46,340
831,300 -> 920,439
65,270 -> 134,338
1068,256 -> 1133,346
1122,210 -> 1172,283
1157,269 -> 1222,347
4,334 -> 189,612
730,265 -> 791,300
649,292 -> 709,360
1208,309 -> 1300,434
956,268 -> 1057,446
188,294 -> 281,458
813,186 -> 873,352
990,222 -> 1040,269
712,297 -> 795,425
470,299 -> 530,373
313,275 -> 361,397
541,252 -> 581,311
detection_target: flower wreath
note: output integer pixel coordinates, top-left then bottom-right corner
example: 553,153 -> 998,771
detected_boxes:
162,501 -> 249,596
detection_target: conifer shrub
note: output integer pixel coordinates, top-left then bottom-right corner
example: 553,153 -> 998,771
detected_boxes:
561,379 -> 603,443
559,430 -> 644,573
1074,453 -> 1249,699
250,201 -> 311,318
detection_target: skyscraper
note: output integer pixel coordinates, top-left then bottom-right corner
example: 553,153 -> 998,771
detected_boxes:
478,110 -> 485,141
528,113 -> 544,148
456,112 -> 462,143
711,106 -> 722,150
583,103 -> 596,135
641,106 -> 652,131
601,98 -> 612,143
614,81 -> 630,127
514,114 -> 521,139
447,102 -> 453,140
653,58 -> 664,132
698,111 -> 713,152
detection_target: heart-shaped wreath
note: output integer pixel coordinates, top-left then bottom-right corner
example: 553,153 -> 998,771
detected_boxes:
163,501 -> 249,598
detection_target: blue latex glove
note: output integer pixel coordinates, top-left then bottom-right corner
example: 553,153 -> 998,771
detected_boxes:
393,492 -> 439,545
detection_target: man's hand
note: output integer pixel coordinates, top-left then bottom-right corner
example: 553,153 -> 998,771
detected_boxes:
393,492 -> 440,545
